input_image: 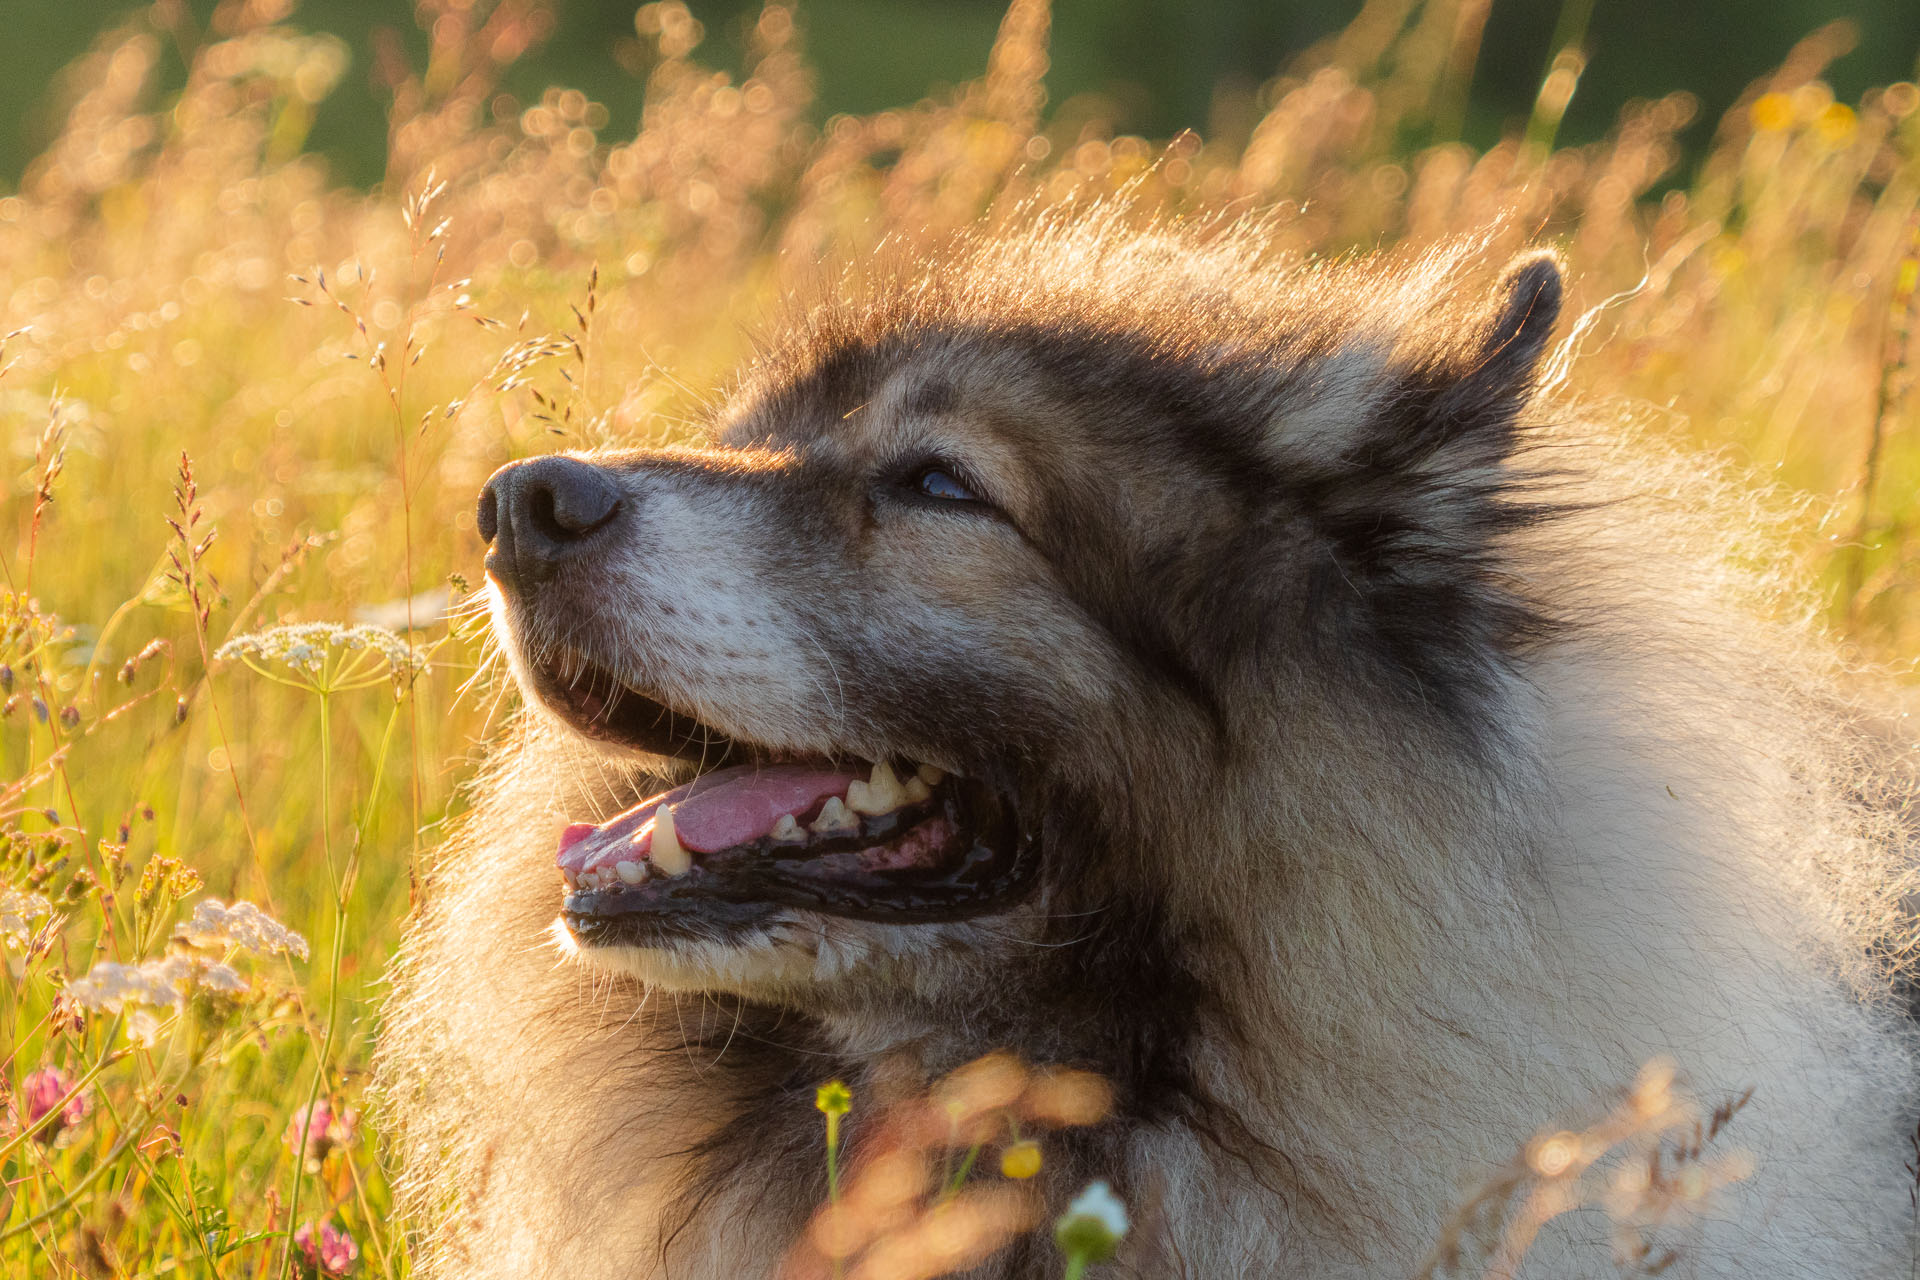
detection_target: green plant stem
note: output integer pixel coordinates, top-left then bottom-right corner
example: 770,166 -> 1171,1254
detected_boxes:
282,689 -> 344,1280
825,1110 -> 843,1280
825,1112 -> 841,1201
1062,1254 -> 1090,1280
942,1143 -> 982,1199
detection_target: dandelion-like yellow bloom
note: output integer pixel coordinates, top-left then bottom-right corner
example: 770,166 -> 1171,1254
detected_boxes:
1000,1139 -> 1042,1179
815,1079 -> 852,1117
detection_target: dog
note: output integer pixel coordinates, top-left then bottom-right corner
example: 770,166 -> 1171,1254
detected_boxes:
379,216 -> 1920,1278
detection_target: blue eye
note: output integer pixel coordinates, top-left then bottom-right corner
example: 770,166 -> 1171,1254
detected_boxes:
912,466 -> 980,503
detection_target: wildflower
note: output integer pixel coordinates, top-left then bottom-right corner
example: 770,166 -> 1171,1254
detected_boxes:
67,951 -> 254,1018
197,961 -> 249,994
286,1098 -> 360,1170
293,1221 -> 359,1276
1054,1181 -> 1129,1275
216,622 -> 429,695
67,956 -> 195,1012
1000,1139 -> 1042,1180
1814,101 -> 1856,146
815,1080 -> 852,1117
17,1066 -> 90,1139
0,884 -> 53,948
125,1009 -> 166,1048
817,1078 -> 852,1202
1749,91 -> 1794,132
175,898 -> 310,960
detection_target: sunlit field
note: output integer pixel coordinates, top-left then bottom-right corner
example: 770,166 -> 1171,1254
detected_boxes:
2,0 -> 1917,1274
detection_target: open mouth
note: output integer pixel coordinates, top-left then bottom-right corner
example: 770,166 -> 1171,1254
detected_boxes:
533,653 -> 1037,947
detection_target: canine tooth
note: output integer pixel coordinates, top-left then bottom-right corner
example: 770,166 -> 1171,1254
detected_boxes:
902,777 -> 932,805
812,795 -> 858,836
916,764 -> 946,786
849,761 -> 907,815
615,859 -> 646,885
651,805 -> 692,877
562,868 -> 580,890
771,813 -> 803,842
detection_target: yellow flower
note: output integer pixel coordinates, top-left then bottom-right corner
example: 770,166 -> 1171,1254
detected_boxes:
1749,92 -> 1793,133
1000,1139 -> 1042,1179
815,1080 -> 851,1117
1814,102 -> 1856,146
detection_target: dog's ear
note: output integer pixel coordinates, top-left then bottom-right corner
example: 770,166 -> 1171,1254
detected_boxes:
1345,251 -> 1560,477
1439,250 -> 1561,431
1287,253 -> 1565,715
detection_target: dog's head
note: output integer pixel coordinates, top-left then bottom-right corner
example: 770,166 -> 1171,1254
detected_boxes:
481,230 -> 1563,1014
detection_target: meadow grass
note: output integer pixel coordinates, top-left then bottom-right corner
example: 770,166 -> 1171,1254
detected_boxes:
1,0 -> 1916,1275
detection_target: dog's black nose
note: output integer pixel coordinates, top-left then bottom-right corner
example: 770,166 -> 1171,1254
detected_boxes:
478,456 -> 623,587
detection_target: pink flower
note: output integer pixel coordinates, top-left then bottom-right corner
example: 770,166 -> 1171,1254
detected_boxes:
18,1067 -> 89,1139
293,1221 -> 359,1276
285,1098 -> 358,1170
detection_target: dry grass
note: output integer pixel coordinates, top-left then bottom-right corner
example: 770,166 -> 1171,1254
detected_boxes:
0,0 -> 1916,1274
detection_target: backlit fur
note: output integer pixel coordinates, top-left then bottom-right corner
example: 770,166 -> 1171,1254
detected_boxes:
378,213 -> 1920,1278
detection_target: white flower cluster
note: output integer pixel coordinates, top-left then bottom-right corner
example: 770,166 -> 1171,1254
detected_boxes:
1053,1180 -> 1130,1265
175,898 -> 310,960
215,622 -> 428,679
66,899 -> 305,1041
0,885 -> 54,948
66,954 -> 246,1014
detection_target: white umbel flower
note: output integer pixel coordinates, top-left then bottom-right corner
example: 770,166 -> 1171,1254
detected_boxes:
0,885 -> 54,948
175,898 -> 310,960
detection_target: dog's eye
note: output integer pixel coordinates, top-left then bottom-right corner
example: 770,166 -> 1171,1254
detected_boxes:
910,466 -> 980,503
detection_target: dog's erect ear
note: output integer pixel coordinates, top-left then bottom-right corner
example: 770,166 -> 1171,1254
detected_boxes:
1455,250 -> 1562,414
1476,252 -> 1563,392
1290,252 -> 1566,713
1400,251 -> 1563,464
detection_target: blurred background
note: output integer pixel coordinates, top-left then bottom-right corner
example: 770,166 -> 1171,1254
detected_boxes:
7,0 -> 1919,190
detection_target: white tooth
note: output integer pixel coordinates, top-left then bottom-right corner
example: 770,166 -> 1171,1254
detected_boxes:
562,868 -> 580,890
771,813 -> 803,842
578,869 -> 599,889
849,761 -> 906,815
916,764 -> 946,786
902,777 -> 931,805
651,804 -> 692,877
615,859 -> 646,885
812,795 -> 859,836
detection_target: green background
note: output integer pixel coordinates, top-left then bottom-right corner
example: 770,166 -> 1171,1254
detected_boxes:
3,0 -> 1918,188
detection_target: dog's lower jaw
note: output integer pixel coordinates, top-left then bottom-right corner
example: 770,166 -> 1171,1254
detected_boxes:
551,911 -> 951,1000
550,918 -> 829,994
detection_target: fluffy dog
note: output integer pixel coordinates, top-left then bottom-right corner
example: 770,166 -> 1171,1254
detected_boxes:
379,217 -> 1920,1278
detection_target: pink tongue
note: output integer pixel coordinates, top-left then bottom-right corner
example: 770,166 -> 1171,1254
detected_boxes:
556,764 -> 861,873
